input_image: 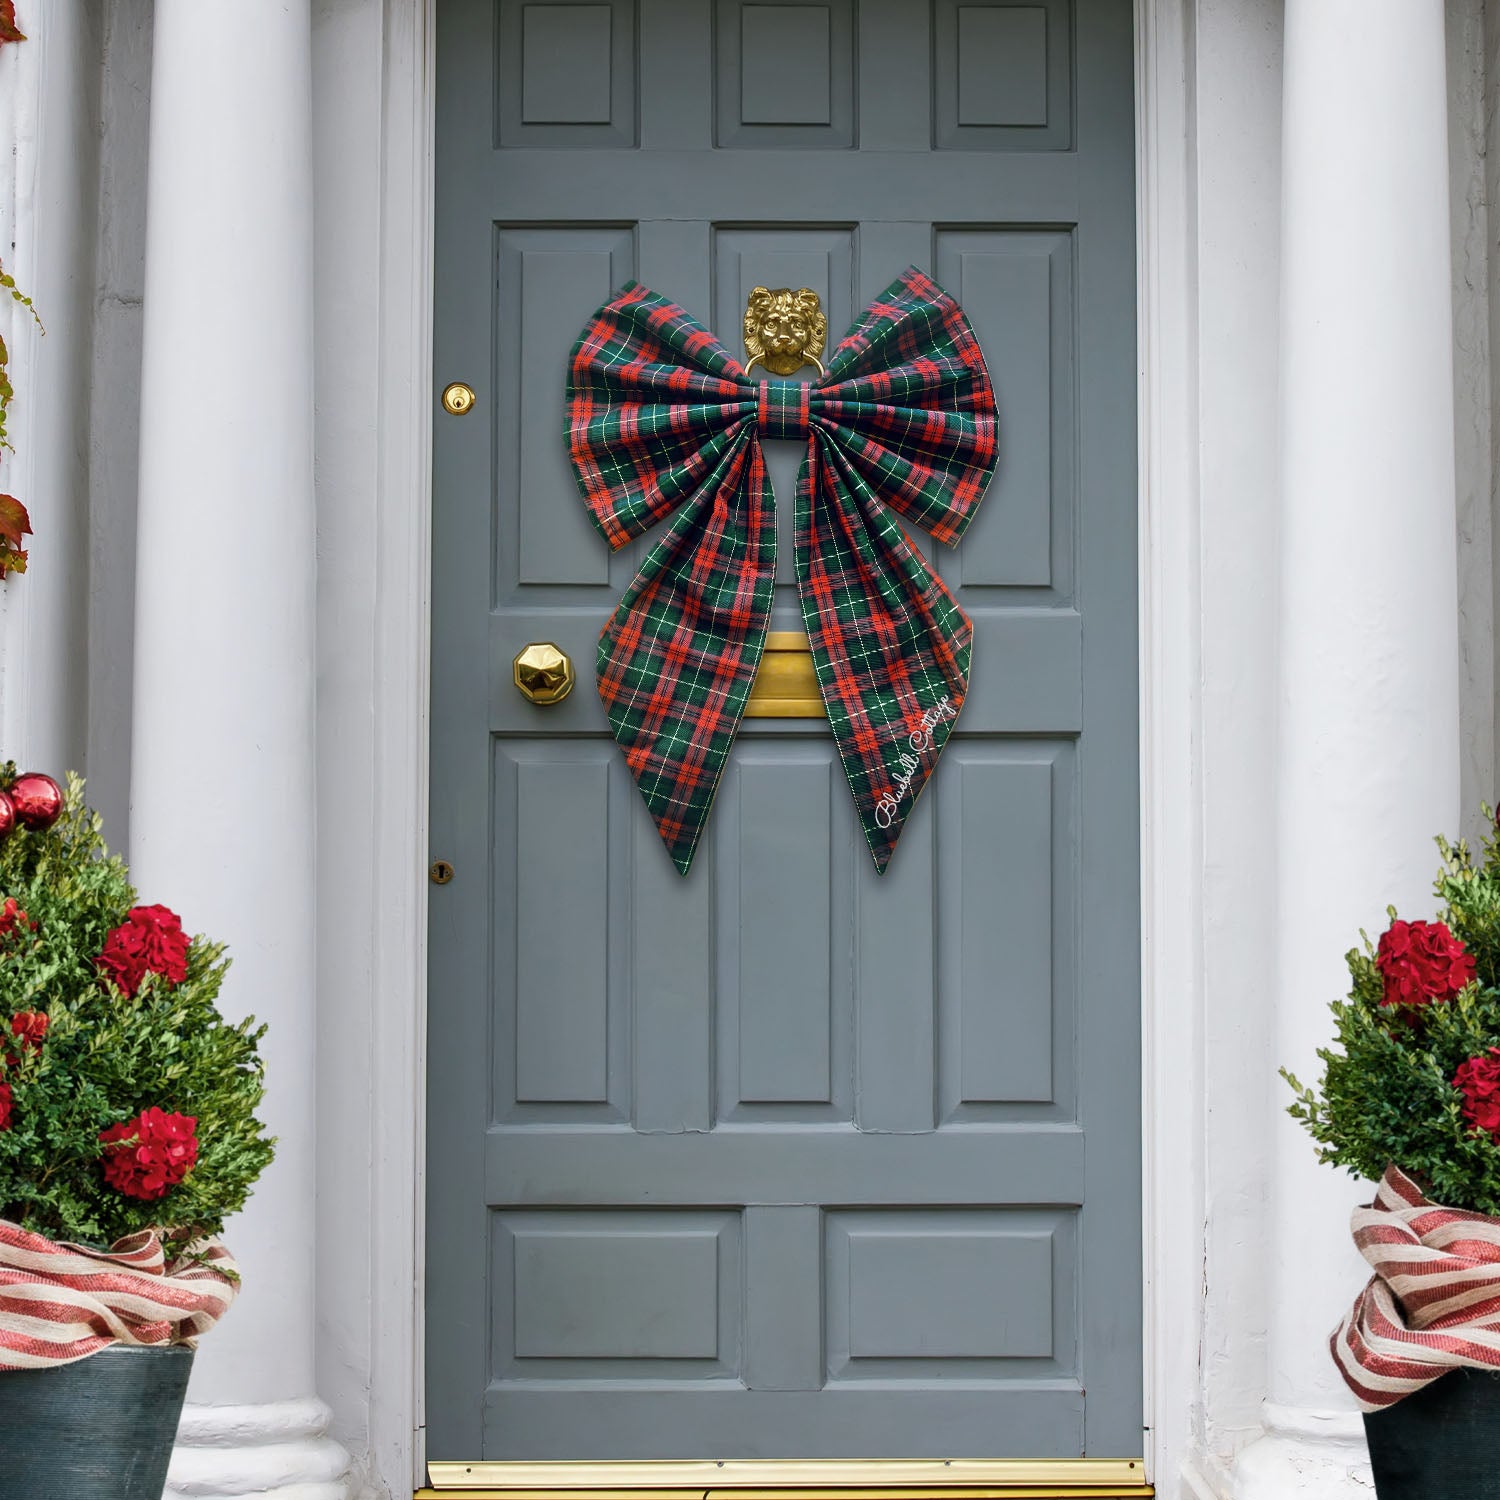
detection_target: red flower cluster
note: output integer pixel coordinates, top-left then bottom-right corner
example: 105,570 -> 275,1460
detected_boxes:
0,1012 -> 46,1129
99,1107 -> 198,1200
1375,919 -> 1476,1009
96,905 -> 190,998
0,1008 -> 46,1128
0,897 -> 33,942
10,1011 -> 46,1052
1456,1048 -> 1500,1142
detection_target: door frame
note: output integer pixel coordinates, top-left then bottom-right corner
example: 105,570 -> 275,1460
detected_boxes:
363,0 -> 1204,1490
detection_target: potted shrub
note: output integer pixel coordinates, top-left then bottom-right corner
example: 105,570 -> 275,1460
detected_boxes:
0,769 -> 273,1500
1284,814 -> 1500,1498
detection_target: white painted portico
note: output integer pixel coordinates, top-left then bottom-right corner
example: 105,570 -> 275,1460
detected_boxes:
0,0 -> 1495,1496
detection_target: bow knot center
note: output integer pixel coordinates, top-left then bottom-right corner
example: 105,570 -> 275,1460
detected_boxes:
756,380 -> 812,440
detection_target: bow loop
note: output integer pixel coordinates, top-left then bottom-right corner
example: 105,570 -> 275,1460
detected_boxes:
569,283 -> 755,549
567,267 -> 997,873
811,266 -> 996,548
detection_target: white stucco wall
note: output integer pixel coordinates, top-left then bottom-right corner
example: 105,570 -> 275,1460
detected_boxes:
0,0 -> 100,786
0,0 -> 148,848
1451,0 -> 1496,840
1485,2 -> 1500,820
85,0 -> 152,851
3,2 -> 1500,1497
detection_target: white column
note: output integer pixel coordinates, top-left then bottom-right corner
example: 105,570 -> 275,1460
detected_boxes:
130,4 -> 347,1496
1234,2 -> 1460,1494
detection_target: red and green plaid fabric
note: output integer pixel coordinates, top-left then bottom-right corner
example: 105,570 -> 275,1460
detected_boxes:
567,266 -> 997,875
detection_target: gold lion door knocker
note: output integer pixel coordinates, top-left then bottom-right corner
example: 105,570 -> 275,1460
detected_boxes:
743,286 -> 828,378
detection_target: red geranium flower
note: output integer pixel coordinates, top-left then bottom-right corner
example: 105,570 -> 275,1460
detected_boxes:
95,905 -> 191,998
10,1012 -> 46,1052
1375,919 -> 1475,1009
0,1081 -> 11,1132
98,1107 -> 198,1200
1456,1048 -> 1500,1141
0,897 -> 33,943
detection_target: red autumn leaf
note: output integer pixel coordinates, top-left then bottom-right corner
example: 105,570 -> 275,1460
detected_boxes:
0,495 -> 30,579
0,494 -> 30,552
0,3 -> 24,45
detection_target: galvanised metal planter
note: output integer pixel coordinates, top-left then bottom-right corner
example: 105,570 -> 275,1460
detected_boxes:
1363,1367 -> 1500,1498
0,1343 -> 193,1500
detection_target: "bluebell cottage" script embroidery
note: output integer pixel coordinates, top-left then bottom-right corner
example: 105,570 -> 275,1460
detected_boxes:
874,695 -> 959,828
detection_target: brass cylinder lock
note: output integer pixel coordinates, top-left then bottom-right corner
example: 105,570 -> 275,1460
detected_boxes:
513,642 -> 575,705
441,381 -> 476,416
429,860 -> 455,886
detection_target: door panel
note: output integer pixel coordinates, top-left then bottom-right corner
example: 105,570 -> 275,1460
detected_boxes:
429,0 -> 1139,1463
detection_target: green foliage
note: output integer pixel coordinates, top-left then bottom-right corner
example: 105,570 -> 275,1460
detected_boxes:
1284,812 -> 1500,1213
0,268 -> 37,316
0,258 -> 42,458
0,334 -> 12,455
0,773 -> 273,1252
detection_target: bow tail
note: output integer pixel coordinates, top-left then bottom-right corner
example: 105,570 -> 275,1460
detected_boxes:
795,433 -> 972,873
597,427 -> 776,874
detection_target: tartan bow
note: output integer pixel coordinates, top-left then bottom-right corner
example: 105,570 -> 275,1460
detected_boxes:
566,266 -> 997,875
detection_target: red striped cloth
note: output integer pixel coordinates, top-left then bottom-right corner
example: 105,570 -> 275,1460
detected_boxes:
0,1219 -> 237,1368
1333,1164 -> 1500,1409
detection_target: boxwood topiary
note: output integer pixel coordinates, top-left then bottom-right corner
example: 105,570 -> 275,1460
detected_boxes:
1284,815 -> 1500,1215
0,772 -> 273,1253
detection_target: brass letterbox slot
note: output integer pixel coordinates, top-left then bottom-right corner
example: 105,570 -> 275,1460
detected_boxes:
744,631 -> 825,718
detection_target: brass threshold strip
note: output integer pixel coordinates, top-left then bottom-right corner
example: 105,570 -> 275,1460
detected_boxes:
418,1491 -> 1154,1499
418,1490 -> 1154,1500
423,1459 -> 1152,1498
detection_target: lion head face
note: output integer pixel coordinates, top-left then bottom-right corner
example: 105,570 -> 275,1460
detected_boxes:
743,286 -> 828,376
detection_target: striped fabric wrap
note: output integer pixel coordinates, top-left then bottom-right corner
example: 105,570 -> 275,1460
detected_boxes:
0,1219 -> 237,1369
1333,1163 -> 1500,1409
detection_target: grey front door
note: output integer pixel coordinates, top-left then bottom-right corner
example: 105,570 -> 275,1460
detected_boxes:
428,0 -> 1140,1464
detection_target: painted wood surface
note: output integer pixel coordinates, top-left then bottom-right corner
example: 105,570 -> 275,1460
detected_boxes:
428,0 -> 1139,1462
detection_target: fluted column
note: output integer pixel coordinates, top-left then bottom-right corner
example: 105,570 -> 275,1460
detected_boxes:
130,4 -> 347,1495
1234,2 -> 1460,1493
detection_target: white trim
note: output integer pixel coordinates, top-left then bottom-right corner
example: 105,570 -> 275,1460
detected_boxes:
1135,0 -> 1205,1491
370,1 -> 436,1493
369,3 -> 1201,1492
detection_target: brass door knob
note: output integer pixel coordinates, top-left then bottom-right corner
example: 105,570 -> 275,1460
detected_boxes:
513,642 -> 575,705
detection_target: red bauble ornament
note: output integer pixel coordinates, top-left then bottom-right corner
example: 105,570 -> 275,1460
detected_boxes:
8,773 -> 62,831
0,791 -> 13,843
